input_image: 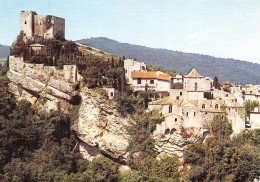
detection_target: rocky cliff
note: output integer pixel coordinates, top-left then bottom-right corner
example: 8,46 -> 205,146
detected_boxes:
73,87 -> 130,162
7,56 -> 131,162
7,55 -> 196,163
8,56 -> 81,111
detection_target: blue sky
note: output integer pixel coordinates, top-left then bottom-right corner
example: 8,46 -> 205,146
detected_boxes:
1,0 -> 260,64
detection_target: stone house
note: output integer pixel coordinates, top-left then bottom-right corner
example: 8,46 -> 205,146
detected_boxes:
148,95 -> 246,136
243,85 -> 260,102
29,44 -> 47,55
172,74 -> 183,84
250,107 -> 260,129
124,59 -> 147,85
169,68 -> 213,100
131,71 -> 172,95
183,68 -> 213,92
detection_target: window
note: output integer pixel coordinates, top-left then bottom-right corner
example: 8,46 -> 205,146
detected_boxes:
195,83 -> 198,91
141,66 -> 145,70
180,92 -> 182,96
24,21 -> 27,24
194,112 -> 196,116
170,128 -> 176,134
150,80 -> 154,84
165,129 -> 170,135
125,70 -> 127,73
176,96 -> 179,100
110,92 -> 113,97
37,20 -> 41,25
169,105 -> 172,113
186,112 -> 189,117
137,78 -> 141,84
202,104 -> 205,109
175,118 -> 177,122
215,104 -> 218,109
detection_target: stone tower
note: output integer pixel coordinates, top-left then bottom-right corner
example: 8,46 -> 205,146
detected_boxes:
20,11 -> 65,40
20,11 -> 37,37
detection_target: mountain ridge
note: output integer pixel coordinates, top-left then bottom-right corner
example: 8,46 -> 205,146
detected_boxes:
77,37 -> 260,85
0,44 -> 10,58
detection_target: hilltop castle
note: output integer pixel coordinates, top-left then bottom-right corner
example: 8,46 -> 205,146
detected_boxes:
20,11 -> 65,41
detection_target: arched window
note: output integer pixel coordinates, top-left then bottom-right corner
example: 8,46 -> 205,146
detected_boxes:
170,128 -> 176,134
195,83 -> 198,91
186,112 -> 189,117
215,104 -> 218,109
169,105 -> 172,113
165,129 -> 170,135
24,20 -> 27,24
110,92 -> 113,97
202,104 -> 205,109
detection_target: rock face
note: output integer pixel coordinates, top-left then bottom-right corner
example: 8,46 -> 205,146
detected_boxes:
7,56 -> 131,162
154,130 -> 196,161
7,56 -> 82,111
73,88 -> 130,162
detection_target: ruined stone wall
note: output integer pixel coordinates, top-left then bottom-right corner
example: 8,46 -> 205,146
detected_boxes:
33,15 -> 65,39
20,11 -> 65,40
8,56 -> 82,111
53,17 -> 65,39
34,15 -> 50,37
227,107 -> 245,134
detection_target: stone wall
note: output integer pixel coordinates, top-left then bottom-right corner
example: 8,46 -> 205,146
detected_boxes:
20,11 -> 65,40
8,56 -> 82,111
20,11 -> 37,37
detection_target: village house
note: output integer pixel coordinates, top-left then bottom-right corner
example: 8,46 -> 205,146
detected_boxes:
243,84 -> 260,102
124,59 -> 147,85
172,74 -> 183,84
170,68 -> 213,100
149,96 -> 246,136
131,71 -> 172,96
249,107 -> 260,129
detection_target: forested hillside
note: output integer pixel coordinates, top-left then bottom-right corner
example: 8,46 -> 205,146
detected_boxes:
77,37 -> 260,85
0,44 -> 10,58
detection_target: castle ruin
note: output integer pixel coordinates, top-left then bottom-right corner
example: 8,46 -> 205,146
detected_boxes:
20,11 -> 65,41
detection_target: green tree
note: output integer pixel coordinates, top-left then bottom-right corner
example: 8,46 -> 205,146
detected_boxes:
244,100 -> 259,116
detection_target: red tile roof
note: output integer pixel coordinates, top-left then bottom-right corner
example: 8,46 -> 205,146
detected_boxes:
131,71 -> 157,79
158,74 -> 171,81
131,71 -> 171,81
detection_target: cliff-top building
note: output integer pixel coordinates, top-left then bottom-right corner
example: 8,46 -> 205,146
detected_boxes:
20,11 -> 65,41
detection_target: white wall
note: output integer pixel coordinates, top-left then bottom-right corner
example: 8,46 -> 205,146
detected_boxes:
132,78 -> 170,92
184,77 -> 212,92
124,59 -> 146,84
250,113 -> 260,129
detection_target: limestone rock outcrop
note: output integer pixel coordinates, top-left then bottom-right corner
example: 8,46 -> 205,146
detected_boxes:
73,88 -> 130,162
154,131 -> 195,161
7,56 -> 131,162
7,56 -> 82,111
